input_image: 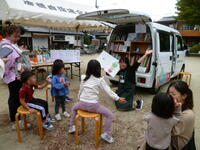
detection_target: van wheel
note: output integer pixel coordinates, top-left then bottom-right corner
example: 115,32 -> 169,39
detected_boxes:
149,80 -> 160,94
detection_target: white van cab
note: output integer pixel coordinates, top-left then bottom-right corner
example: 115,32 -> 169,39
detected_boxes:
77,9 -> 186,93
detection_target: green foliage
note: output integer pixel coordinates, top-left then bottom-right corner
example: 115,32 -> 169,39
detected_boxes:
83,34 -> 92,45
190,43 -> 200,53
176,0 -> 200,25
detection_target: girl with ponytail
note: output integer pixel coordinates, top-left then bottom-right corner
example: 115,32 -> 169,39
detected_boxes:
167,80 -> 196,150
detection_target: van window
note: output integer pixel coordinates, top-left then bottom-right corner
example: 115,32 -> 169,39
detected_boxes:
177,36 -> 183,51
159,32 -> 171,52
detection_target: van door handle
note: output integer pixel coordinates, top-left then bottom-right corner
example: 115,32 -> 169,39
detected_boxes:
170,56 -> 172,60
177,55 -> 179,58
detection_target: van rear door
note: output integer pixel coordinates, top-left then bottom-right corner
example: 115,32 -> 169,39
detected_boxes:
155,30 -> 174,88
174,35 -> 185,75
76,9 -> 152,25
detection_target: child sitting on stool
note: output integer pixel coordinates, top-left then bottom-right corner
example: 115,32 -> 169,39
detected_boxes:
19,71 -> 55,130
69,60 -> 126,143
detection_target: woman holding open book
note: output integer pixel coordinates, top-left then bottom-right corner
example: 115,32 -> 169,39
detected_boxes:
115,49 -> 153,111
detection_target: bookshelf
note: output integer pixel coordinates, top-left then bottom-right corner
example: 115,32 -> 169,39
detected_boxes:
112,51 -> 129,54
110,40 -> 152,73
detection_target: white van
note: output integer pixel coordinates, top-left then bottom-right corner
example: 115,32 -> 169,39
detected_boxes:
77,9 -> 186,93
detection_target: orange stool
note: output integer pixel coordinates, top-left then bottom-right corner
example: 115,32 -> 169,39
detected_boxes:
15,106 -> 44,143
75,110 -> 103,147
178,72 -> 192,86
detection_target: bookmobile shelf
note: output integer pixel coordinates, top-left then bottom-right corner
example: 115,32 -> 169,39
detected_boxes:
111,40 -> 152,73
111,41 -> 151,55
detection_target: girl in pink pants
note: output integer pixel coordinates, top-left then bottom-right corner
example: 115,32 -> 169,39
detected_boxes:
69,59 -> 126,143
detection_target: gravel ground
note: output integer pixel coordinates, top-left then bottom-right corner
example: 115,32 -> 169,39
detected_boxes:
0,55 -> 199,150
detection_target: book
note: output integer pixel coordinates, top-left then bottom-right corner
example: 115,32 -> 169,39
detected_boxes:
118,44 -> 124,51
127,33 -> 137,41
110,43 -> 114,51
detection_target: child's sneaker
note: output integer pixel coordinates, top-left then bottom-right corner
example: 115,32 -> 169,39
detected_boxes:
47,115 -> 56,123
55,114 -> 62,121
136,100 -> 144,110
101,132 -> 114,143
63,112 -> 70,118
65,96 -> 73,102
68,125 -> 75,134
11,120 -> 31,130
43,121 -> 54,130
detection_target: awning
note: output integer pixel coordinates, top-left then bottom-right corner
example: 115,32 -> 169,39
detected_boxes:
24,26 -> 84,35
0,0 -> 109,32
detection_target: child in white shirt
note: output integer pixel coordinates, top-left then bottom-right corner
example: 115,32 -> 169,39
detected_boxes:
69,59 -> 126,143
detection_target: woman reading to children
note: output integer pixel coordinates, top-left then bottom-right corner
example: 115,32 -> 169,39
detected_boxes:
115,49 -> 153,111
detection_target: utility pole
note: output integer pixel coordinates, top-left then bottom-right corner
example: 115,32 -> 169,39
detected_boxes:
95,0 -> 99,9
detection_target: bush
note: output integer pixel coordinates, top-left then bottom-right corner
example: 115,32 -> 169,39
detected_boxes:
190,44 -> 200,53
83,35 -> 92,45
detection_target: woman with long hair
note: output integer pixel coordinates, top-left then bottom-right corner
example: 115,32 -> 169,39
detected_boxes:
167,80 -> 196,150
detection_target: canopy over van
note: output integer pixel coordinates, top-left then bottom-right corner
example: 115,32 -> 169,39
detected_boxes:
76,9 -> 152,25
0,0 -> 108,31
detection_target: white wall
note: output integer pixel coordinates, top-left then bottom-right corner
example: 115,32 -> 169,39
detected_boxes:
65,35 -> 75,44
32,36 -> 48,50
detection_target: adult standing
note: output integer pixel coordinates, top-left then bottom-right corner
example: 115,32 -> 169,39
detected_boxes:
168,80 -> 196,150
0,22 -> 25,129
115,49 -> 153,111
0,58 -> 9,79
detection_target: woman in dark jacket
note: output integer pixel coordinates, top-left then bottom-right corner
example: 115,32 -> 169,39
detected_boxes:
115,49 -> 153,110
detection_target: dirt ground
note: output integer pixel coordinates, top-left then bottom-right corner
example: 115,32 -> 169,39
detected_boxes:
0,55 -> 199,150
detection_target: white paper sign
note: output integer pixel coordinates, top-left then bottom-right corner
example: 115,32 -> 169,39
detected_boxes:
97,51 -> 120,77
50,50 -> 80,63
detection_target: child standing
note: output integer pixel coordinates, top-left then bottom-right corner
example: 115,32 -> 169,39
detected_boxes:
51,59 -> 70,121
69,60 -> 126,143
141,93 -> 181,150
19,71 -> 55,130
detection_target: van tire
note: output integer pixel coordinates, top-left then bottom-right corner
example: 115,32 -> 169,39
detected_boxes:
149,80 -> 160,94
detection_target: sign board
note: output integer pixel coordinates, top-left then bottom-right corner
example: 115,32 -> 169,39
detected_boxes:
50,50 -> 80,63
97,51 -> 120,77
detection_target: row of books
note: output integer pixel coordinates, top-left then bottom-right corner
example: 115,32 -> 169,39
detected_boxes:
110,43 -> 128,52
131,55 -> 151,73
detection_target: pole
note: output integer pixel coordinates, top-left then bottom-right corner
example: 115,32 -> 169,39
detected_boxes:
95,0 -> 99,9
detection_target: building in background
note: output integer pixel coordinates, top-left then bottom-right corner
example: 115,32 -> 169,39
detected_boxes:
19,26 -> 84,51
157,16 -> 200,48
